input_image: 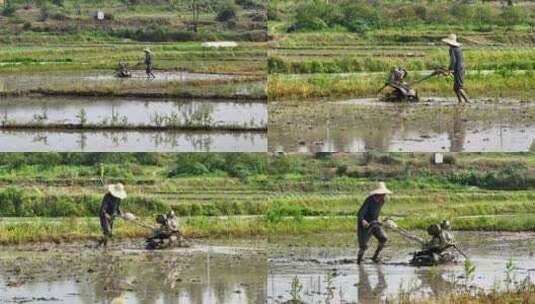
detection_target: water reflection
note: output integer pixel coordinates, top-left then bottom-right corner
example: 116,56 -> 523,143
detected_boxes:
358,266 -> 387,303
0,245 -> 267,304
448,106 -> 467,152
0,129 -> 266,152
0,97 -> 266,129
269,102 -> 535,152
268,232 -> 535,303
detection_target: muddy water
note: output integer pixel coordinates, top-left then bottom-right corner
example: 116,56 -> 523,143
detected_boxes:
0,240 -> 266,304
0,129 -> 266,152
0,71 -> 238,92
269,100 -> 535,152
268,232 -> 535,303
0,97 -> 267,129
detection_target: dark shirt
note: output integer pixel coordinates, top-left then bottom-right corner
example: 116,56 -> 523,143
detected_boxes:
448,47 -> 464,73
145,53 -> 152,66
357,195 -> 384,227
99,193 -> 121,217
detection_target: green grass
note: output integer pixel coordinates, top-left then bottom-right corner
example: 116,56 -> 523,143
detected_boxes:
268,0 -> 535,100
1,152 -> 535,243
0,42 -> 267,75
0,215 -> 268,244
268,72 -> 535,100
269,0 -> 534,37
0,1 -> 267,82
1,0 -> 266,44
269,48 -> 535,74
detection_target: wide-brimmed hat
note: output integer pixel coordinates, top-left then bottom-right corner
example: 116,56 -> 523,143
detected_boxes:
369,182 -> 392,195
144,48 -> 152,53
442,34 -> 461,47
108,183 -> 127,199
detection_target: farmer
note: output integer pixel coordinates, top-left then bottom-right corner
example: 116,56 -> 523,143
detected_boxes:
442,34 -> 470,103
144,48 -> 156,79
357,182 -> 392,264
97,183 -> 127,248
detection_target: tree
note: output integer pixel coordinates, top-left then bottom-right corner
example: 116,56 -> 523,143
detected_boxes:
191,0 -> 200,33
2,0 -> 16,16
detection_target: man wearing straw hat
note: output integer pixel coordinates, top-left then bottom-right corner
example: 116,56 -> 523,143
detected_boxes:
144,48 -> 156,79
442,34 -> 470,103
97,183 -> 128,248
357,182 -> 392,264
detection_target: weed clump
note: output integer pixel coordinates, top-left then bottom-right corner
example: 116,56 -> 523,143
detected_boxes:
216,1 -> 238,22
168,153 -> 267,178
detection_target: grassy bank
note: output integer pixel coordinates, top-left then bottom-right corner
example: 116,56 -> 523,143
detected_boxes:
269,72 -> 535,100
1,0 -> 266,44
269,46 -> 535,74
1,77 -> 266,100
0,42 -> 267,75
1,153 -> 535,243
0,0 -> 267,83
268,0 -> 535,100
0,216 -> 269,245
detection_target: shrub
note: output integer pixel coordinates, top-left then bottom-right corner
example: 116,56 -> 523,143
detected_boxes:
443,154 -> 457,165
168,153 -> 267,178
449,166 -> 535,190
0,187 -> 24,216
51,0 -> 64,7
169,162 -> 210,176
216,1 -> 238,22
267,1 -> 281,21
294,0 -> 341,31
2,2 -> 16,17
235,0 -> 263,9
268,156 -> 295,175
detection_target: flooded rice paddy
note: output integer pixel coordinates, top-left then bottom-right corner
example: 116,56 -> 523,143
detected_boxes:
0,129 -> 266,152
0,239 -> 267,304
0,71 -> 240,92
268,232 -> 535,304
269,99 -> 535,152
1,232 -> 534,303
0,97 -> 267,129
0,96 -> 266,152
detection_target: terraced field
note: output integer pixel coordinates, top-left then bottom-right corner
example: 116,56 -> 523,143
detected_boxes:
1,152 -> 535,244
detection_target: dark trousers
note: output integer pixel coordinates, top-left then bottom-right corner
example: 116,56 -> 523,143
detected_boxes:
358,225 -> 388,262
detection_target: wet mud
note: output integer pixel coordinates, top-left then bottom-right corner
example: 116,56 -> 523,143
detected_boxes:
0,239 -> 267,304
267,232 -> 535,303
0,129 -> 266,152
269,99 -> 535,152
0,97 -> 267,130
0,71 -> 241,92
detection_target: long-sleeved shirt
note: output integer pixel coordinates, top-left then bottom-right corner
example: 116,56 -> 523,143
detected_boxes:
448,47 -> 464,73
99,193 -> 122,217
145,53 -> 152,66
357,195 -> 384,228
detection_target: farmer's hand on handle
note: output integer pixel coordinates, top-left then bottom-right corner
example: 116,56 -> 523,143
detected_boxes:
122,212 -> 136,221
384,219 -> 398,229
362,220 -> 370,228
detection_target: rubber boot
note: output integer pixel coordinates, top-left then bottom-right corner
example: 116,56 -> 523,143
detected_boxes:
357,249 -> 365,265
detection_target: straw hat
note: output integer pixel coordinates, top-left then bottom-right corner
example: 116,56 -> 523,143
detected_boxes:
108,183 -> 127,199
441,34 -> 461,47
144,48 -> 152,53
369,182 -> 392,195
